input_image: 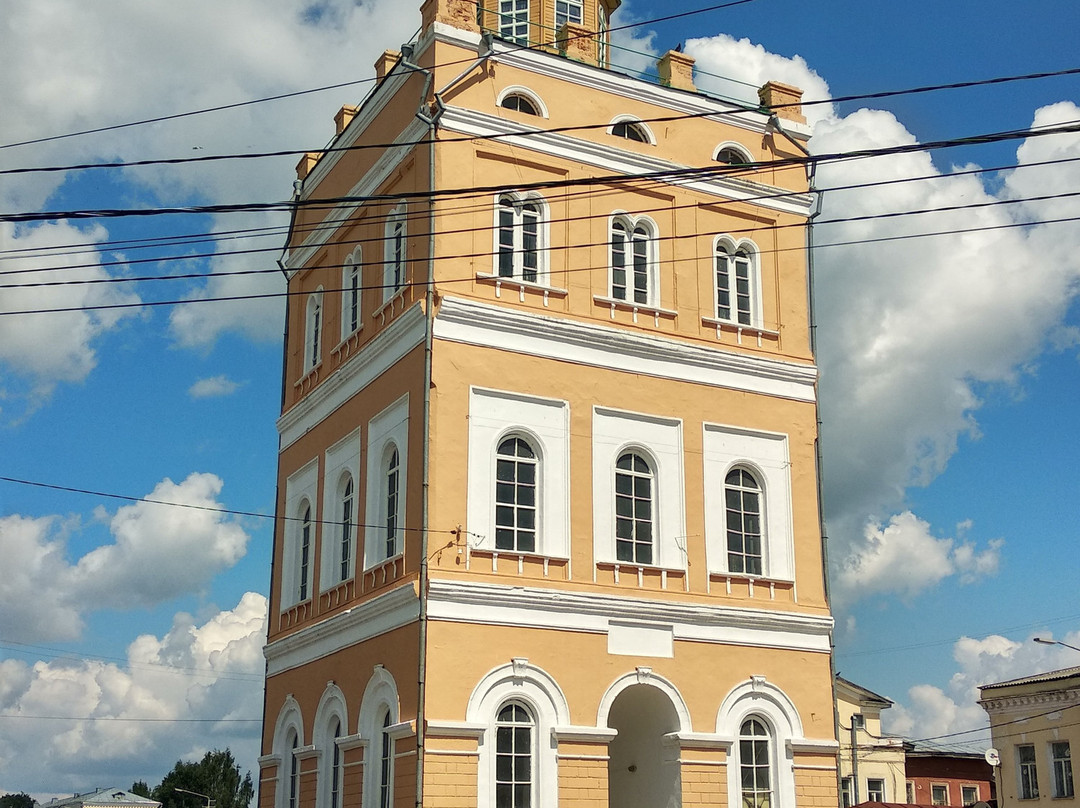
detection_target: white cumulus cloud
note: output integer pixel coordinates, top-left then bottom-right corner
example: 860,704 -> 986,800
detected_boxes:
189,374 -> 243,399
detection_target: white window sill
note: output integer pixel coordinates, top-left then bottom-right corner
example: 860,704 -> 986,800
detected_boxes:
594,295 -> 676,325
373,288 -> 407,322
701,316 -> 779,347
595,560 -> 688,591
332,326 -> 364,361
293,362 -> 322,392
476,272 -> 567,305
465,546 -> 569,578
708,571 -> 794,599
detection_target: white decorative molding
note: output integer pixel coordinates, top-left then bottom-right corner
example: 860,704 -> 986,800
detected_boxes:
277,304 -> 426,450
434,297 -> 817,403
264,584 -> 420,676
426,579 -> 832,653
787,738 -> 841,754
551,726 -> 619,743
426,720 -> 486,738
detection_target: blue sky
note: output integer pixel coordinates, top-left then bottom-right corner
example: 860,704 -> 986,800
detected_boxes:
1,0 -> 1079,796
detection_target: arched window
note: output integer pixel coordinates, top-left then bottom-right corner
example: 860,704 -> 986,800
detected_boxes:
739,717 -> 773,808
615,452 -> 654,564
611,120 -> 649,143
339,474 -> 355,582
384,447 -> 400,559
715,242 -> 756,326
305,291 -> 323,370
725,468 -> 763,575
555,0 -> 583,28
378,709 -> 394,808
342,249 -> 361,337
498,0 -> 530,44
497,194 -> 545,283
715,145 -> 752,166
610,216 -> 655,305
298,502 -> 313,602
383,204 -> 406,302
597,4 -> 609,66
288,732 -> 300,808
329,718 -> 343,808
495,437 -> 538,552
495,702 -> 534,808
500,94 -> 539,115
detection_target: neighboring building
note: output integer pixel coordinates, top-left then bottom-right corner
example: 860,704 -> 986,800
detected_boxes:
836,677 -> 907,806
979,666 -> 1080,808
38,791 -> 161,808
905,744 -> 995,807
257,0 -> 838,806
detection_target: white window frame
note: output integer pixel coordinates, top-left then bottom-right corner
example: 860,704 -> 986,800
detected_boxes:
282,458 -> 319,609
1052,741 -> 1073,799
608,213 -> 659,307
320,429 -> 361,591
383,203 -> 406,303
467,388 -> 569,558
607,116 -> 655,145
738,716 -> 774,808
498,0 -> 530,44
305,288 -> 324,370
494,436 -> 540,553
597,4 -> 609,65
592,407 -> 685,570
555,0 -> 583,29
614,450 -> 656,565
961,784 -> 980,805
1018,744 -> 1039,800
724,467 -> 764,576
713,142 -> 754,166
271,696 -> 305,808
359,667 -> 400,808
364,395 -> 409,569
866,777 -> 886,802
931,782 -> 950,805
496,86 -> 549,118
342,247 -> 362,338
702,423 -> 794,581
713,235 -> 762,328
313,683 -> 349,808
494,192 -> 548,284
493,700 -> 536,808
841,777 -> 853,808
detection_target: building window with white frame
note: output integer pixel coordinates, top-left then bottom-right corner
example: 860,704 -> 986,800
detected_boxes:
288,732 -> 300,808
611,120 -> 649,143
1053,741 -> 1074,798
1018,744 -> 1039,799
497,194 -> 544,283
383,204 -> 406,302
500,93 -> 539,115
378,710 -> 394,808
610,216 -> 655,306
555,0 -> 582,28
961,785 -> 979,805
907,782 -> 917,804
615,451 -> 654,564
298,503 -> 313,602
495,701 -> 534,808
841,777 -> 853,808
338,474 -> 355,582
342,249 -> 361,337
739,717 -> 773,808
597,4 -> 608,65
495,437 -> 538,552
384,447 -> 400,559
305,291 -> 323,370
715,241 -> 756,326
867,778 -> 885,802
329,718 -> 343,808
725,467 -> 763,575
931,783 -> 949,805
498,0 -> 529,44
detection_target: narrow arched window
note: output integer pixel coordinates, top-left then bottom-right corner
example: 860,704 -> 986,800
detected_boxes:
495,702 -> 534,808
726,468 -> 763,575
342,251 -> 361,337
740,718 -> 773,808
498,0 -> 530,44
615,452 -> 654,564
384,205 -> 406,302
597,5 -> 609,65
330,718 -> 343,808
500,94 -> 539,116
305,292 -> 323,369
495,437 -> 538,552
715,244 -> 755,326
497,194 -> 544,283
611,120 -> 648,143
610,218 -> 652,305
385,448 -> 400,559
378,710 -> 394,808
288,732 -> 300,808
340,475 -> 354,582
299,503 -> 312,602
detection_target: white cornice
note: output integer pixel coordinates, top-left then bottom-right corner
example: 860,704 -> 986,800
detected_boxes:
264,583 -> 420,677
433,296 -> 817,403
426,579 -> 833,653
441,105 -> 812,217
979,688 -> 1080,715
277,304 -> 426,450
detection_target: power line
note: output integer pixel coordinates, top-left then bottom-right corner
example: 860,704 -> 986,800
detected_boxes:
0,714 -> 261,723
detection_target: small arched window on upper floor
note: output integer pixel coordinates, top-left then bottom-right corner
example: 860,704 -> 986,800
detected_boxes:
297,501 -> 313,603
714,143 -> 754,167
305,289 -> 323,370
714,238 -> 760,327
496,86 -> 548,118
496,193 -> 547,284
615,451 -> 655,565
725,467 -> 763,576
609,215 -> 658,307
337,472 -> 355,583
383,445 -> 401,560
609,117 -> 653,144
495,436 -> 539,553
383,203 -> 406,303
501,94 -> 538,115
342,248 -> 361,338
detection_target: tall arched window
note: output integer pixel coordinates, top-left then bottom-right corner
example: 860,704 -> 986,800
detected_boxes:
305,291 -> 323,370
498,0 -> 529,44
715,243 -> 756,326
725,468 -> 763,575
495,437 -> 538,553
497,194 -> 544,283
378,710 -> 394,808
298,503 -> 313,602
739,718 -> 773,808
495,702 -> 534,808
615,452 -> 654,564
597,4 -> 609,65
329,718 -> 343,808
609,217 -> 655,305
342,250 -> 361,337
384,447 -> 400,559
288,732 -> 300,808
383,204 -> 406,302
339,474 -> 354,582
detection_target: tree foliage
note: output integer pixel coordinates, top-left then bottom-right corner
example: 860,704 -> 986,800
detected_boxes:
149,749 -> 254,808
130,783 -> 153,799
0,794 -> 35,808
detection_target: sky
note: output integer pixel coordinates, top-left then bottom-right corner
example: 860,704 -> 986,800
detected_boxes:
1,0 -> 1079,797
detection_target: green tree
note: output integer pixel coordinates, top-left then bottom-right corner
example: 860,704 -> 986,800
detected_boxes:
152,749 -> 254,808
0,794 -> 34,808
130,783 -> 153,799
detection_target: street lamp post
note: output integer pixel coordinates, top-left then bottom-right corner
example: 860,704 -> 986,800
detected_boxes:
174,789 -> 214,808
1033,637 -> 1080,653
